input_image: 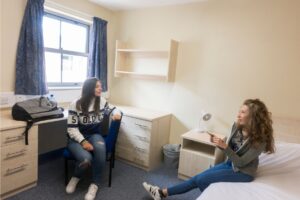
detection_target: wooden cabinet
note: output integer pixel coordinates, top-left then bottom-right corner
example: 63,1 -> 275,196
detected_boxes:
114,40 -> 179,81
0,125 -> 38,199
178,130 -> 226,180
0,109 -> 67,199
115,105 -> 171,171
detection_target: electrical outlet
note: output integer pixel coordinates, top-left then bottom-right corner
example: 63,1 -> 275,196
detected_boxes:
0,96 -> 9,105
15,95 -> 26,102
0,92 -> 15,107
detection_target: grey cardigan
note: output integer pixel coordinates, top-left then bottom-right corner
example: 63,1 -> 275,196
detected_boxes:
223,123 -> 266,177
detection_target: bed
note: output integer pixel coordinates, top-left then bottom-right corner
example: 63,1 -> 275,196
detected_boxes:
196,117 -> 300,200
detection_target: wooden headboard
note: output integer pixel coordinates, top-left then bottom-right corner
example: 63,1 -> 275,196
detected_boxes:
273,117 -> 300,144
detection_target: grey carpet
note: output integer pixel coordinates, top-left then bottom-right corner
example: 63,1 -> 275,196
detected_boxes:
7,156 -> 200,200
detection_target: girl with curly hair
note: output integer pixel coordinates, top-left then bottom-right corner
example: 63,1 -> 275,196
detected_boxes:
143,99 -> 275,200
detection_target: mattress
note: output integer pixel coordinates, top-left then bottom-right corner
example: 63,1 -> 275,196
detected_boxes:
196,142 -> 300,200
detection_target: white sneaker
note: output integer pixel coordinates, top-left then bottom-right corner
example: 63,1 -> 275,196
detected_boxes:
66,177 -> 80,194
84,183 -> 98,200
143,182 -> 162,200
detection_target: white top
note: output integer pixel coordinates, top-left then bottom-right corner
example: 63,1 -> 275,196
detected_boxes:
114,105 -> 170,121
182,130 -> 226,146
0,110 -> 68,131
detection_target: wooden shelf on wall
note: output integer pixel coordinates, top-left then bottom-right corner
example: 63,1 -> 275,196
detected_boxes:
114,40 -> 179,82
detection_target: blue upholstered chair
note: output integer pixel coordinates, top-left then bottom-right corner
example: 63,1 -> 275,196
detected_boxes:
63,116 -> 122,187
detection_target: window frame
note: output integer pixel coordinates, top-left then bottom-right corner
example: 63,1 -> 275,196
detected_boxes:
43,12 -> 90,87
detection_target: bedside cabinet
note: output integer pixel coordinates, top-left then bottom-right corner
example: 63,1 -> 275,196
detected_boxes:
178,130 -> 226,180
0,125 -> 38,199
115,105 -> 171,171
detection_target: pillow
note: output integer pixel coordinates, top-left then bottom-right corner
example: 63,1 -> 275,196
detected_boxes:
257,142 -> 300,176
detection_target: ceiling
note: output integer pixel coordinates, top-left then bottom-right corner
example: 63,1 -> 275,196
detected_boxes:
89,0 -> 206,11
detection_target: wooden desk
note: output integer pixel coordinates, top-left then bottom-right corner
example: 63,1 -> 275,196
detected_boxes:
0,110 -> 67,199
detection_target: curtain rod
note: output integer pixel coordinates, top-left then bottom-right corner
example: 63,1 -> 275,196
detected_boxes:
44,0 -> 93,24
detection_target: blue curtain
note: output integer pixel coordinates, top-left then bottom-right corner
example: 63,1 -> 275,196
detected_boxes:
15,0 -> 48,95
88,17 -> 108,92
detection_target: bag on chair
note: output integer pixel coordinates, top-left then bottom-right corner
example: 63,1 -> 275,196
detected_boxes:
12,96 -> 64,145
100,102 -> 116,136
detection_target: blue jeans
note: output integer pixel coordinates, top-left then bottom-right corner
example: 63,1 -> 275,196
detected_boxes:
67,134 -> 106,186
168,161 -> 254,195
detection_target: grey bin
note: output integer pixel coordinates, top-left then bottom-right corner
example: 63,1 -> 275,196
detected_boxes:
163,144 -> 181,169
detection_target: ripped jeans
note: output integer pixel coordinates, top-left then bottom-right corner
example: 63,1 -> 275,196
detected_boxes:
67,134 -> 106,186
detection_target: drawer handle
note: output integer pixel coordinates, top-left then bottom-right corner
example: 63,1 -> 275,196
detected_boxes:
133,157 -> 144,164
135,146 -> 147,153
5,164 -> 28,176
4,135 -> 24,143
134,123 -> 149,129
6,149 -> 27,159
135,135 -> 149,142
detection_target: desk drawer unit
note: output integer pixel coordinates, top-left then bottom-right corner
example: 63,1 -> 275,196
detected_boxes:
116,116 -> 151,167
0,126 -> 38,199
116,141 -> 150,167
115,111 -> 171,171
120,116 -> 151,142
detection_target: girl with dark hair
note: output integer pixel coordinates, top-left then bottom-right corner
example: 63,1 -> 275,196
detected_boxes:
66,77 -> 121,200
143,99 -> 274,200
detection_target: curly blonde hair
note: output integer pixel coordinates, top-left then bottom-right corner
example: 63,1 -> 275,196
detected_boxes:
243,99 -> 275,153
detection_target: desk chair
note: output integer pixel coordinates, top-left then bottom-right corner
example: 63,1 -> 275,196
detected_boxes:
63,117 -> 122,187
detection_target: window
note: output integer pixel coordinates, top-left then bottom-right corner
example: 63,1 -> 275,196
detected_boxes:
43,13 -> 90,87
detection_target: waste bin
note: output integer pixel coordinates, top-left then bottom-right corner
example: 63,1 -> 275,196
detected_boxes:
163,144 -> 181,168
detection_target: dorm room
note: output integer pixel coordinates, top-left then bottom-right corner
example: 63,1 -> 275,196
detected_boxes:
1,0 -> 299,200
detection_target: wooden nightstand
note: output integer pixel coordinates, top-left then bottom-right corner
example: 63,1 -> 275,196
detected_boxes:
178,130 -> 226,180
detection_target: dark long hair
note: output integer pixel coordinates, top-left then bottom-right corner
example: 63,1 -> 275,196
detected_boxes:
243,99 -> 275,153
76,77 -> 100,116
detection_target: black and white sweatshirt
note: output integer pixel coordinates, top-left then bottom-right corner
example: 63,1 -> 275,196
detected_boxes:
67,97 -> 120,143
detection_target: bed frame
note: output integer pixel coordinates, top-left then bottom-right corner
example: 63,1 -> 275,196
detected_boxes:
273,117 -> 300,144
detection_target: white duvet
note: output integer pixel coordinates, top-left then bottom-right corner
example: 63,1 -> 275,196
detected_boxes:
196,142 -> 300,200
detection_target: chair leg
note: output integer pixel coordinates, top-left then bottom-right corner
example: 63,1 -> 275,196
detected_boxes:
108,151 -> 116,187
108,157 -> 113,187
64,158 -> 69,185
112,151 -> 115,168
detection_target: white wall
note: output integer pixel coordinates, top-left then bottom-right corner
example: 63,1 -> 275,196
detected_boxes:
0,0 -> 116,106
1,0 -> 300,143
0,1 -> 2,107
0,0 -> 2,85
110,0 -> 300,143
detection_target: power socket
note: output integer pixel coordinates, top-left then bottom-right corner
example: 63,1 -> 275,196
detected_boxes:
0,92 -> 15,107
0,96 -> 9,105
15,95 -> 26,102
